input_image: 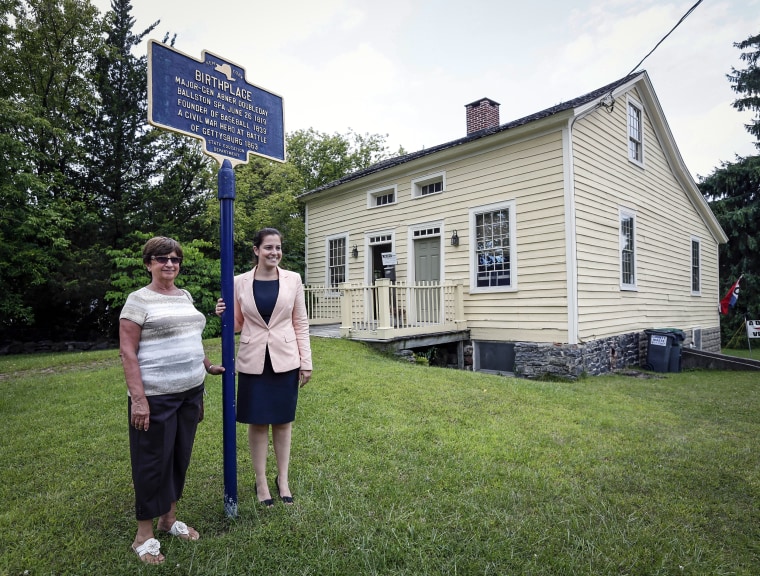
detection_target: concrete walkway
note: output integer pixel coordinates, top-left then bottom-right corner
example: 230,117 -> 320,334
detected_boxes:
309,323 -> 341,338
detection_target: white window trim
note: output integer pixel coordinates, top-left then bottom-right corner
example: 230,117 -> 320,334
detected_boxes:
411,171 -> 446,199
364,230 -> 395,284
469,200 -> 517,294
325,232 -> 348,292
691,236 -> 701,296
619,207 -> 637,291
627,95 -> 644,168
367,185 -> 397,209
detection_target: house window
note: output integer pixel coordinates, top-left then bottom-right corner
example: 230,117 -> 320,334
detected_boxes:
627,97 -> 644,166
691,237 -> 701,294
620,209 -> 636,290
369,234 -> 392,244
326,235 -> 347,288
368,185 -> 396,208
412,172 -> 445,198
470,201 -> 516,292
412,226 -> 441,238
421,181 -> 442,195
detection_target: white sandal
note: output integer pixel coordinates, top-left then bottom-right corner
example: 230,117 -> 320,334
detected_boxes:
132,537 -> 163,564
165,520 -> 199,540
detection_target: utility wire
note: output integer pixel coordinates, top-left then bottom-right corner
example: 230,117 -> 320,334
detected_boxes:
599,0 -> 704,112
624,0 -> 704,77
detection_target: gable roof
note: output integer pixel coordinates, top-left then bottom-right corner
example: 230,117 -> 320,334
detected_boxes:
299,71 -> 727,244
299,72 -> 642,199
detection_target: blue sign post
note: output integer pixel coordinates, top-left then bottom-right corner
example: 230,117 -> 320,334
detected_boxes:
148,40 -> 285,518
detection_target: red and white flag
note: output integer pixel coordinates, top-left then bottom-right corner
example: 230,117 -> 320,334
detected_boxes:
719,275 -> 742,315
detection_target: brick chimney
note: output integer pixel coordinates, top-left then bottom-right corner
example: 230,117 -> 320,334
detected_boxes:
465,98 -> 500,135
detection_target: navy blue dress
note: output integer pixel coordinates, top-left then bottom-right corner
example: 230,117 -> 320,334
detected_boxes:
236,279 -> 300,425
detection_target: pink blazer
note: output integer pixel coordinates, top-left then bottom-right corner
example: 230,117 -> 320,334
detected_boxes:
233,267 -> 312,375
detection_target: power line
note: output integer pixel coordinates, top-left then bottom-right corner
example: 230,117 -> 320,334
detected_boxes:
599,0 -> 704,113
624,0 -> 704,77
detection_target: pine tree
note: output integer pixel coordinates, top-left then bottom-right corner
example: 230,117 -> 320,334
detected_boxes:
728,32 -> 760,149
84,0 -> 159,248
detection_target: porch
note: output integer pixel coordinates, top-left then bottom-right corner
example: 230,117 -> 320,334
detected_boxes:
304,278 -> 469,350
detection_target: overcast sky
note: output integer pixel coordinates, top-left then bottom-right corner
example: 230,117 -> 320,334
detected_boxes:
93,0 -> 760,180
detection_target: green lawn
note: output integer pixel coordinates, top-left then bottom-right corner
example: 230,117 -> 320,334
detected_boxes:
1,338 -> 759,575
723,347 -> 760,360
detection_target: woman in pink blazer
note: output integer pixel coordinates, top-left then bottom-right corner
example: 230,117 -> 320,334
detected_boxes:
215,228 -> 312,506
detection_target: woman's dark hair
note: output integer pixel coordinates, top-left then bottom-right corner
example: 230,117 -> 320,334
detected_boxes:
142,236 -> 184,264
253,228 -> 283,249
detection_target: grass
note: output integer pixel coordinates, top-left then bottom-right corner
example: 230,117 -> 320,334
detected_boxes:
723,347 -> 759,360
1,338 -> 759,575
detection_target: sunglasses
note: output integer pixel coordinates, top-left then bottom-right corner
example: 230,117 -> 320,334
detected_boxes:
151,256 -> 183,265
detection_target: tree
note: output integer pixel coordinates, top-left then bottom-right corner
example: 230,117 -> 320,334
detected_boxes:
232,156 -> 305,274
138,131 -> 216,241
0,0 -> 106,340
0,0 -> 404,343
700,156 -> 760,344
700,31 -> 760,346
106,234 -> 222,338
230,129 -> 400,278
83,0 -> 159,248
728,32 -> 760,149
286,128 -> 403,191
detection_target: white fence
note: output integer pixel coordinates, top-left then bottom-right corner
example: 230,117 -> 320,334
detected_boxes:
304,279 -> 466,340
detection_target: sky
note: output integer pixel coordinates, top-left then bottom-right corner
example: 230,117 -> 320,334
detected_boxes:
92,0 -> 760,180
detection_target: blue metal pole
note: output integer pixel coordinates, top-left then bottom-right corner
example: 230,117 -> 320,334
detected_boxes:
218,159 -> 238,518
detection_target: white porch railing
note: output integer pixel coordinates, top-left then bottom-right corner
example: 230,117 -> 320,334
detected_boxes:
304,279 -> 466,340
303,284 -> 343,325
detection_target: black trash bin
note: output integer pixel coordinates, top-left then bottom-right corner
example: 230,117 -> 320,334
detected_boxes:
644,328 -> 686,373
660,328 -> 685,372
644,330 -> 672,372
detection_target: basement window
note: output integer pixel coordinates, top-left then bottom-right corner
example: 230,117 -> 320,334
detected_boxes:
473,341 -> 515,374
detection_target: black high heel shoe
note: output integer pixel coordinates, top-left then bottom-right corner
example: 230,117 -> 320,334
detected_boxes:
275,475 -> 294,504
255,481 -> 274,508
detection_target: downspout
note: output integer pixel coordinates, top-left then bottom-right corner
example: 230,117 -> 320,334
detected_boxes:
564,98 -> 614,345
563,115 -> 580,345
303,203 -> 309,284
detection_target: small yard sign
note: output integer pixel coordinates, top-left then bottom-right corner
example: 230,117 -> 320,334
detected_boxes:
747,320 -> 760,339
381,252 -> 398,266
148,40 -> 284,165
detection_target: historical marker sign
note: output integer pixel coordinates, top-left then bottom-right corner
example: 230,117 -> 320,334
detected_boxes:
148,40 -> 284,165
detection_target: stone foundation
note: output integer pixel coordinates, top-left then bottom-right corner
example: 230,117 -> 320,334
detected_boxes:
700,327 -> 721,353
514,332 -> 641,380
513,326 -> 722,380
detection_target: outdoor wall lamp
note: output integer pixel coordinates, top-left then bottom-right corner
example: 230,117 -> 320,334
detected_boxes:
351,245 -> 359,258
450,230 -> 459,247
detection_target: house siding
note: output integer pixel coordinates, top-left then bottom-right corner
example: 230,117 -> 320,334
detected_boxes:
305,130 -> 572,343
572,87 -> 720,345
302,73 -> 726,375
